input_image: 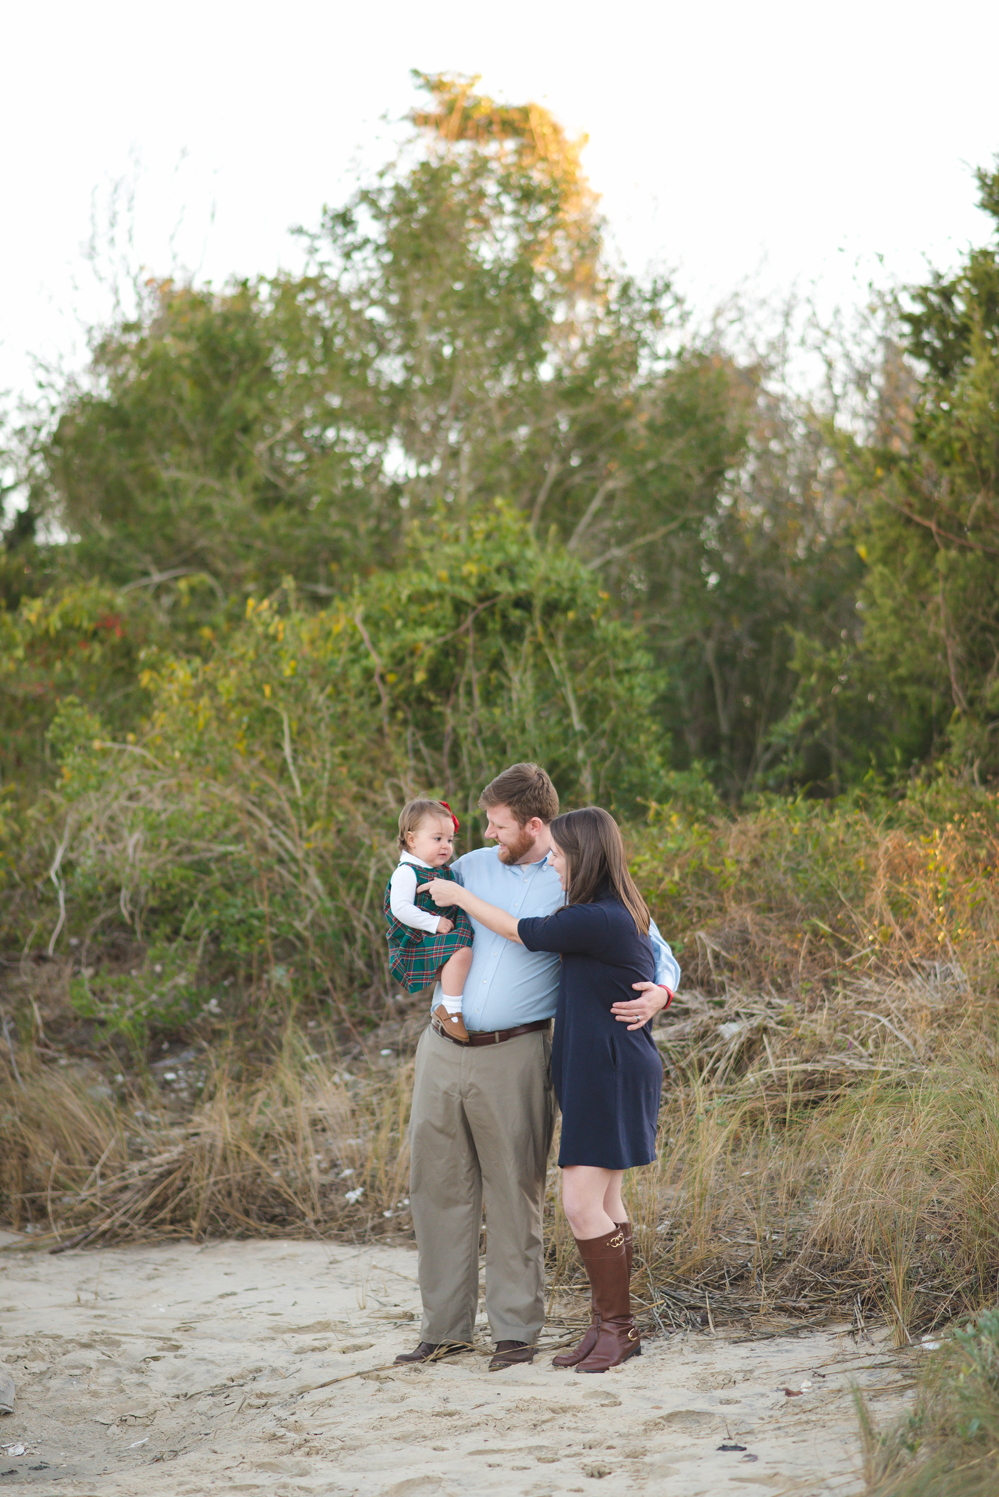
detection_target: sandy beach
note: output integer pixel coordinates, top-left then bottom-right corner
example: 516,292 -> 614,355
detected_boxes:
0,1234 -> 913,1495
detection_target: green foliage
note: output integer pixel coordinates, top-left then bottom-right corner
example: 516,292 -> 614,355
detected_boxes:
11,73 -> 787,794
862,1309 -> 999,1496
353,503 -> 669,812
834,157 -> 999,784
655,378 -> 868,795
20,277 -> 394,597
3,76 -> 999,902
67,941 -> 210,1051
24,509 -> 668,1009
631,779 -> 999,992
0,580 -> 161,792
21,74 -> 724,605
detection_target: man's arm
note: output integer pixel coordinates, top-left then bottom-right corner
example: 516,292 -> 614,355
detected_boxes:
648,920 -> 681,994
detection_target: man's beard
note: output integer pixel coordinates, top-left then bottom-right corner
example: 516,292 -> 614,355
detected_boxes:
496,825 -> 537,865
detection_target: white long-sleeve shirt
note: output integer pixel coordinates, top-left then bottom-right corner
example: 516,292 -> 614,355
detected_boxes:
389,852 -> 445,934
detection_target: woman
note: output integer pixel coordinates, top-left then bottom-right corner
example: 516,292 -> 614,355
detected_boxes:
420,805 -> 664,1373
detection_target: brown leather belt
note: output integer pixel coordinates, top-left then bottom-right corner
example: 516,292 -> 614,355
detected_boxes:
431,1017 -> 551,1048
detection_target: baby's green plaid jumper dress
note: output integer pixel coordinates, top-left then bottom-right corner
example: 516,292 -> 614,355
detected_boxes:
383,862 -> 474,993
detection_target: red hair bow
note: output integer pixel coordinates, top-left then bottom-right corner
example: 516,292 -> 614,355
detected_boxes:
439,800 -> 459,832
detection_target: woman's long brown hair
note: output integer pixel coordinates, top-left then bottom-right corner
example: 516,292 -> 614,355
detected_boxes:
549,806 -> 651,935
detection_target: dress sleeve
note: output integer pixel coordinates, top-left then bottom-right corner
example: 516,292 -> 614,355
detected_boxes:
518,903 -> 608,956
389,865 -> 442,934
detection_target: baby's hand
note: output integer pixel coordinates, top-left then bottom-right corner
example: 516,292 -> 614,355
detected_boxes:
436,917 -> 455,934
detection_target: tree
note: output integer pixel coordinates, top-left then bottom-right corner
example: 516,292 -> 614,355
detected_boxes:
36,508 -> 669,1007
14,73 -> 873,799
844,158 -> 999,782
19,76 -> 743,594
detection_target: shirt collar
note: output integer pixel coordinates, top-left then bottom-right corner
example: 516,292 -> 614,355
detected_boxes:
398,851 -> 427,866
508,851 -> 551,871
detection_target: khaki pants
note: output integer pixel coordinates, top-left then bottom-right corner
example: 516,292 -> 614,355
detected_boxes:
409,1024 -> 557,1344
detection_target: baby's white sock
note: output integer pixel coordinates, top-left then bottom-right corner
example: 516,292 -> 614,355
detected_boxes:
441,993 -> 464,1018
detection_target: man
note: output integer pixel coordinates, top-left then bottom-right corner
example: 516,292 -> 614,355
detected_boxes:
396,763 -> 681,1370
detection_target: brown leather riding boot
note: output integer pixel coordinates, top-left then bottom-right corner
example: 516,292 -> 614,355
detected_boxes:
575,1225 -> 641,1373
552,1221 -> 633,1369
620,1219 -> 635,1280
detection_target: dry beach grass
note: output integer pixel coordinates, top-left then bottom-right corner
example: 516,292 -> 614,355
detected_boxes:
5,963 -> 999,1352
3,789 -> 999,1491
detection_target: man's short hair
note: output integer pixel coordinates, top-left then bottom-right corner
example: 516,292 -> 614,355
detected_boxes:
478,763 -> 559,827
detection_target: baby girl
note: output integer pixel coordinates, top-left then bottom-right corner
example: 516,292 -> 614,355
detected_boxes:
383,798 -> 474,1041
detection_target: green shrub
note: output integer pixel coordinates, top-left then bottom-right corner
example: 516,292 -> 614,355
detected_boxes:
25,508 -> 670,1016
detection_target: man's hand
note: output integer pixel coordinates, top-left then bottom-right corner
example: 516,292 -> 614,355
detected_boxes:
436,916 -> 455,934
610,981 -> 674,1031
418,878 -> 465,908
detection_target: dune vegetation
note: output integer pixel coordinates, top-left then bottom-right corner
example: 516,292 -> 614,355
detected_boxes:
2,73 -> 999,1492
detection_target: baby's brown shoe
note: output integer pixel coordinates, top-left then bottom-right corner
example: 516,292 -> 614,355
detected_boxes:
433,1004 -> 469,1042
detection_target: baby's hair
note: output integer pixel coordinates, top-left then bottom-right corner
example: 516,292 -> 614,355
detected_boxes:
397,798 -> 456,852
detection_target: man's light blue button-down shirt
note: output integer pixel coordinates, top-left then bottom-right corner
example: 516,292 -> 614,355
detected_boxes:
430,846 -> 681,1033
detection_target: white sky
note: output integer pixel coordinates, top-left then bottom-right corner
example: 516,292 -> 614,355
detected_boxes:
3,0 -> 998,417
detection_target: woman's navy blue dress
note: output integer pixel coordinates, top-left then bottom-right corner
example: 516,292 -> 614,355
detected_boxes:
518,895 -> 664,1169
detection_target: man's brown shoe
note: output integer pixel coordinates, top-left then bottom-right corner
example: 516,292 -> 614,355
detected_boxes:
394,1341 -> 468,1365
433,1004 -> 469,1042
488,1340 -> 536,1371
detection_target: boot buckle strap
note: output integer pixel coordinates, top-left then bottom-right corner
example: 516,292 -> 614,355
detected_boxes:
608,1232 -> 624,1249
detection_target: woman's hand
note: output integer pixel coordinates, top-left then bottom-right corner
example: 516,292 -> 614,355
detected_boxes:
611,982 -> 674,1031
419,879 -> 521,944
418,878 -> 466,908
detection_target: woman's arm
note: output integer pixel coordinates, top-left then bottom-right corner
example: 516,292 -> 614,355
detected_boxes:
418,878 -> 523,944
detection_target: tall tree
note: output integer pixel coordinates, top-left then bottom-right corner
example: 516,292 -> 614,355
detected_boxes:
841,159 -> 999,782
19,75 -> 744,596
13,73 -> 880,798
